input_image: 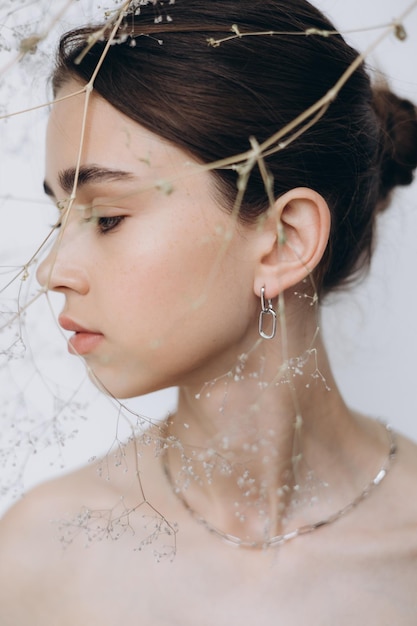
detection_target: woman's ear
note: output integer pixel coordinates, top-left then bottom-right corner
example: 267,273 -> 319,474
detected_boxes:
253,187 -> 331,298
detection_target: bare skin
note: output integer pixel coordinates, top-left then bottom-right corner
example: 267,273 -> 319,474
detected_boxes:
0,421 -> 416,626
0,81 -> 416,624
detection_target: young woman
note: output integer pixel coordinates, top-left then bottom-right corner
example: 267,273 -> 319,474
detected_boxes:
1,0 -> 417,623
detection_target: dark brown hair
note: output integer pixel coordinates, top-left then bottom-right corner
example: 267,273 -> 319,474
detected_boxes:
52,0 -> 417,296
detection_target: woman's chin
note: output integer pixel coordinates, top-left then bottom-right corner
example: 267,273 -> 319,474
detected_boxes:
85,367 -> 162,401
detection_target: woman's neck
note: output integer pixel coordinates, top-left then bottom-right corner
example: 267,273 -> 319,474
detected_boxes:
161,331 -> 364,545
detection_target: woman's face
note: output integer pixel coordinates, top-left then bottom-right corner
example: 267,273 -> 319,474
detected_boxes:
38,80 -> 260,398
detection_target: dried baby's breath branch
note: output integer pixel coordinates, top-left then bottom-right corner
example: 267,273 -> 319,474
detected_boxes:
0,0 -> 75,79
0,290 -> 44,332
0,220 -> 58,298
74,0 -> 131,66
0,86 -> 87,121
207,21 -> 394,48
203,1 -> 417,175
43,2 -> 130,291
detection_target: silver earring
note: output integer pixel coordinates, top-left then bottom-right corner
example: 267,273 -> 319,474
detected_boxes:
258,286 -> 277,340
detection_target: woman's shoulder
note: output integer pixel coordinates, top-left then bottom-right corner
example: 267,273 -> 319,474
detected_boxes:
393,430 -> 417,492
1,453 -> 115,520
0,432 -> 169,566
0,455 -> 134,618
375,429 -> 417,549
0,439 -> 146,546
0,462 -> 105,566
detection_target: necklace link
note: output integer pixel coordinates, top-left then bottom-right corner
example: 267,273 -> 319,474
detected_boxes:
162,422 -> 397,550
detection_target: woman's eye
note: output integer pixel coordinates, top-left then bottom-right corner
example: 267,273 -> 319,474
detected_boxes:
50,214 -> 125,234
96,215 -> 125,234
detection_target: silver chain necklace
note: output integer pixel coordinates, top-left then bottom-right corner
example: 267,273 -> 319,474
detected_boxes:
162,423 -> 397,549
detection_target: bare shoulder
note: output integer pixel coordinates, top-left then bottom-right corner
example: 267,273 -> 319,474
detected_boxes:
0,441 -> 146,555
382,430 -> 417,546
0,434 -> 169,594
0,459 -> 127,625
393,431 -> 417,494
359,417 -> 417,525
0,435 -> 177,625
0,455 -> 116,528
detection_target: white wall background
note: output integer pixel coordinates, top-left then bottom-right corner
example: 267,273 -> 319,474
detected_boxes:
1,0 -> 417,513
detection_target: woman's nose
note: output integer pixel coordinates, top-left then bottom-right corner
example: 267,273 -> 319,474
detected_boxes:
36,228 -> 89,295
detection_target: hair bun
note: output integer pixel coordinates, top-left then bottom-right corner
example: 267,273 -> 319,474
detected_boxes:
372,87 -> 417,209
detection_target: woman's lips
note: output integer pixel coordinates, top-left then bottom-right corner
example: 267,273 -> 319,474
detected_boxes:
68,332 -> 104,355
58,316 -> 104,355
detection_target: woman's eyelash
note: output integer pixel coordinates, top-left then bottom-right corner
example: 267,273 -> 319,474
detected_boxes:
94,215 -> 125,233
51,214 -> 125,234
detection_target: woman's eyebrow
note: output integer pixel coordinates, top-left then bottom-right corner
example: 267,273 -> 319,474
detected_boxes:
43,165 -> 137,198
